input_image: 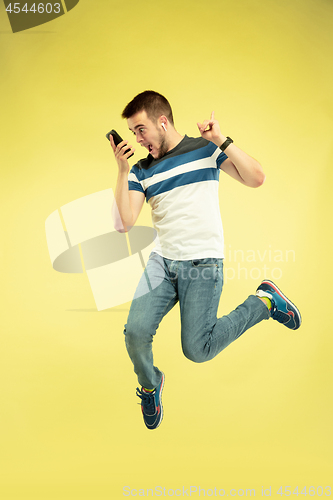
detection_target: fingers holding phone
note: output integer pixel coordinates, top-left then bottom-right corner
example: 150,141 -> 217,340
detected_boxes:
108,133 -> 117,152
106,129 -> 135,173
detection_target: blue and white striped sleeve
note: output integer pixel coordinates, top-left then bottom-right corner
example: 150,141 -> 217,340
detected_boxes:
216,149 -> 228,168
128,170 -> 144,194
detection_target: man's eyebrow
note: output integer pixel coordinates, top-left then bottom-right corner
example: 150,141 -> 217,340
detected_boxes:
129,124 -> 145,131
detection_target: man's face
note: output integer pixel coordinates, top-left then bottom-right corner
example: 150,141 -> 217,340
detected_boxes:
127,110 -> 168,159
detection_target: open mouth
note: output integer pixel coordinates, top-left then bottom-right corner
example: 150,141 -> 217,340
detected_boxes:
143,143 -> 154,155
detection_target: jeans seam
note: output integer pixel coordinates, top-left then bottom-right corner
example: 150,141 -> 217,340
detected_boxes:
190,265 -> 221,359
153,292 -> 177,331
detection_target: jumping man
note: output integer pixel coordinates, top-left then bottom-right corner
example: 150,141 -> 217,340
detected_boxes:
109,90 -> 301,430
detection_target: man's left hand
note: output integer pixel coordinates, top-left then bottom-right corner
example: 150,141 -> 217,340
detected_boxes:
197,111 -> 226,147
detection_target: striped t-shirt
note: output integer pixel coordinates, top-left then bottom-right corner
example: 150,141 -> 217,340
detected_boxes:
128,135 -> 228,260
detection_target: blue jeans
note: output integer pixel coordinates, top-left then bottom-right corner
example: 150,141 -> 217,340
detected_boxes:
124,252 -> 270,389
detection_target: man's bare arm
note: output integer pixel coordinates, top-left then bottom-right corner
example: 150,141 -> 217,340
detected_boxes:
113,178 -> 145,232
197,112 -> 265,188
110,135 -> 145,232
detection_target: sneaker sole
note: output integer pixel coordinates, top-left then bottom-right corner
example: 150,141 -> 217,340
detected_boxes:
261,280 -> 302,330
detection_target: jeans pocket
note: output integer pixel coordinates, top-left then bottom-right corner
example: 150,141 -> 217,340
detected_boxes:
191,258 -> 218,267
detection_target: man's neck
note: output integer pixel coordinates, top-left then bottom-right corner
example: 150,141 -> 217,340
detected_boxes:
166,130 -> 184,153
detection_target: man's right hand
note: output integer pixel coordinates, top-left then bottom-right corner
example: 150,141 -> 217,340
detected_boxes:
109,134 -> 135,173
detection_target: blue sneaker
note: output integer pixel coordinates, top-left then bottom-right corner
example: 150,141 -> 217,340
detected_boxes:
136,373 -> 165,430
256,280 -> 301,330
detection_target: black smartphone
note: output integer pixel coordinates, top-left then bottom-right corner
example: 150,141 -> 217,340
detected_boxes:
106,129 -> 134,158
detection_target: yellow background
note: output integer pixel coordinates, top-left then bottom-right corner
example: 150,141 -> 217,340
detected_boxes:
1,0 -> 332,498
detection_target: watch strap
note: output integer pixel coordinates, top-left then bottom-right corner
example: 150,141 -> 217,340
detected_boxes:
220,136 -> 233,151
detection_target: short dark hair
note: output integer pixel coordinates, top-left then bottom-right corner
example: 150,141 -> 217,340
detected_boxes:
122,90 -> 174,125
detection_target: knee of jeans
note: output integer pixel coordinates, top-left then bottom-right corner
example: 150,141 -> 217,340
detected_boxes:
124,320 -> 156,347
181,342 -> 207,363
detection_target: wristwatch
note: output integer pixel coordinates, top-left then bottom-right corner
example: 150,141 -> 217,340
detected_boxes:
220,137 -> 233,151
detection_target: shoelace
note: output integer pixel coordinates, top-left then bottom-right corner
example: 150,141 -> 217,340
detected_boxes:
136,387 -> 156,414
271,301 -> 291,324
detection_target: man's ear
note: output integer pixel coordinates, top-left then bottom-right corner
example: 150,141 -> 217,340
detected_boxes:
158,115 -> 168,129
